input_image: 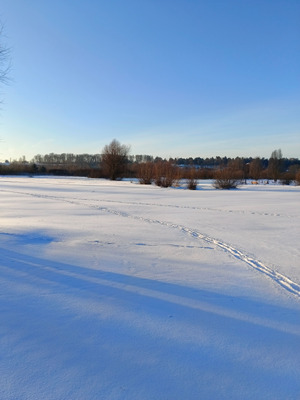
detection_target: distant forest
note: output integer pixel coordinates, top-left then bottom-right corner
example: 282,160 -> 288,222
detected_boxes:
4,151 -> 300,170
1,149 -> 300,186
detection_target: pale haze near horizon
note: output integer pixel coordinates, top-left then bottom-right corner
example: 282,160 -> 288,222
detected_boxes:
0,0 -> 299,162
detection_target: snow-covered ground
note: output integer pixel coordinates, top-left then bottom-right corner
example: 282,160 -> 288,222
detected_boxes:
0,176 -> 299,400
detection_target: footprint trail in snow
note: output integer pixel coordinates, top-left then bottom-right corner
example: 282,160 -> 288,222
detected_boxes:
2,188 -> 300,298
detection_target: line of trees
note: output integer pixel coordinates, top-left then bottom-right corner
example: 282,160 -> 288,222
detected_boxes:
32,153 -> 102,167
1,140 -> 300,188
9,148 -> 300,174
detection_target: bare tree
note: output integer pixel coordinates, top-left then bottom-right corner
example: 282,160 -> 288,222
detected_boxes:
268,149 -> 283,181
0,24 -> 11,88
101,139 -> 130,180
249,158 -> 262,181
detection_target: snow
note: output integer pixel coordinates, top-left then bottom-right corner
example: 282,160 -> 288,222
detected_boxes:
0,176 -> 300,400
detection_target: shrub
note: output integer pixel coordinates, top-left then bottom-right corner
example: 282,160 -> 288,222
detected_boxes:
154,161 -> 179,188
188,179 -> 197,190
280,171 -> 294,185
213,168 -> 242,189
187,168 -> 197,190
138,162 -> 154,184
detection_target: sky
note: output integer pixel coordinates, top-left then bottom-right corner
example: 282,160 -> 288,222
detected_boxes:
0,0 -> 299,162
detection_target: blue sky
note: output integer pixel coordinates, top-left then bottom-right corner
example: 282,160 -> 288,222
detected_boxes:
0,0 -> 299,161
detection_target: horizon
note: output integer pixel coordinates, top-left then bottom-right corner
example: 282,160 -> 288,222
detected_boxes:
4,148 -> 299,165
0,0 -> 299,161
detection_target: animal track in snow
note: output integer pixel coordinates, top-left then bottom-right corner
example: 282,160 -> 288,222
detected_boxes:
3,188 -> 297,218
2,188 -> 300,298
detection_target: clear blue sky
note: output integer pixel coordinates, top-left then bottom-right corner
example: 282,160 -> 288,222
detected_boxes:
0,0 -> 299,161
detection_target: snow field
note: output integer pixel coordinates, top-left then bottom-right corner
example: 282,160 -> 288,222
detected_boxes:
0,176 -> 299,399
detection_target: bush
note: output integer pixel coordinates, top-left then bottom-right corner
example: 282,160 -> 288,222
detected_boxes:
187,168 -> 197,190
154,161 -> 179,188
280,171 -> 294,185
187,179 -> 197,190
138,162 -> 154,184
213,168 -> 242,189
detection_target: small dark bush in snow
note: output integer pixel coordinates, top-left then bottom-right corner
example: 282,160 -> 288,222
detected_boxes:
213,168 -> 242,189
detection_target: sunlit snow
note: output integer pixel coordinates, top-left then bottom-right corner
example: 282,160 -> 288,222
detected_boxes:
0,176 -> 299,400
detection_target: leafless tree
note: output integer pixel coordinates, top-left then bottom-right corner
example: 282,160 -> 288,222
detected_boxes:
268,149 -> 283,181
0,25 -> 11,88
101,139 -> 130,180
249,158 -> 263,180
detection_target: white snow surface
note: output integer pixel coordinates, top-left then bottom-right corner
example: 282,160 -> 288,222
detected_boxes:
0,176 -> 299,400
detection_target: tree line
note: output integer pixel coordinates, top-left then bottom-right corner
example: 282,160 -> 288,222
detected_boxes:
1,140 -> 300,188
25,152 -> 299,173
